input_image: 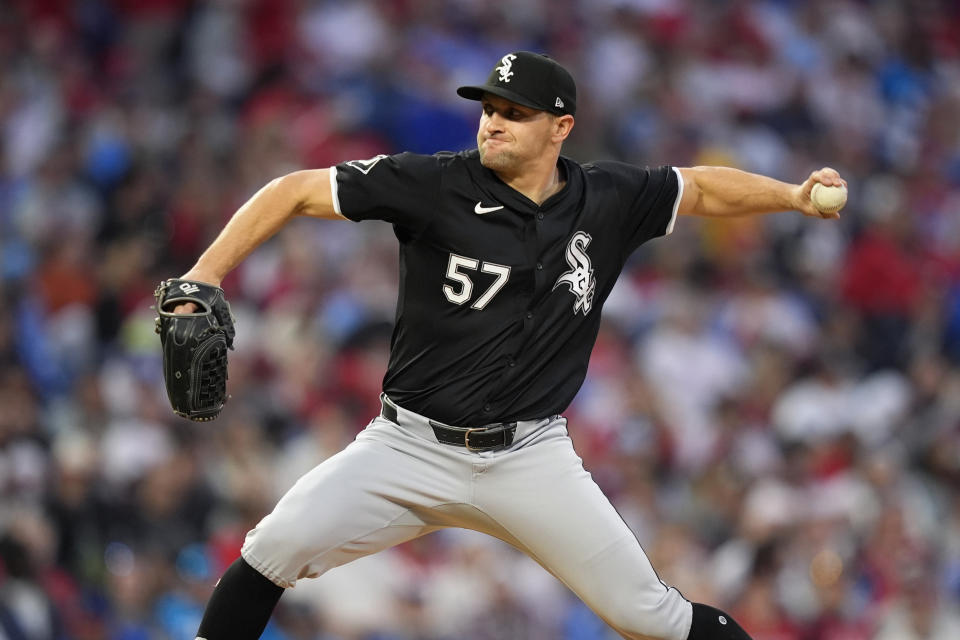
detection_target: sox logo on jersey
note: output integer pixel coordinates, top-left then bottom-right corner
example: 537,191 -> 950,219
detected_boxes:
553,231 -> 595,315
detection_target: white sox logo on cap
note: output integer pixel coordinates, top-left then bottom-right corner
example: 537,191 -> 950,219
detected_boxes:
457,51 -> 577,116
496,54 -> 517,83
553,231 -> 596,315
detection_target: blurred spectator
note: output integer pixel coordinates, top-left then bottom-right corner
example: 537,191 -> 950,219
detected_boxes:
873,568 -> 960,640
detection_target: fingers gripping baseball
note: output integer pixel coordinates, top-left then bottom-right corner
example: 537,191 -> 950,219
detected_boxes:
810,167 -> 844,188
798,167 -> 847,219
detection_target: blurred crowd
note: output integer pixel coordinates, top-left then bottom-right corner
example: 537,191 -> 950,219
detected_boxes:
1,0 -> 960,638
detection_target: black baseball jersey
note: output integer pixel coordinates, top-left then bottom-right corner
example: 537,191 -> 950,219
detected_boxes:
332,150 -> 681,426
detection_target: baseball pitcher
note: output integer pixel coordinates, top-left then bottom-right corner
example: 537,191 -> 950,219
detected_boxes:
160,52 -> 845,640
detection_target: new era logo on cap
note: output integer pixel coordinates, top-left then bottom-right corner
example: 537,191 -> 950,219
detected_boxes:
457,51 -> 577,117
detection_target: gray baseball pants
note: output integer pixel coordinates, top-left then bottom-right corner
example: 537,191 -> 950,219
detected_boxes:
241,396 -> 693,640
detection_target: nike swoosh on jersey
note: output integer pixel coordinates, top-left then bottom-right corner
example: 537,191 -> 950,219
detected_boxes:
474,202 -> 505,214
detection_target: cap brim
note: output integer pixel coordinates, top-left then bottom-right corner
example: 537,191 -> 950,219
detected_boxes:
456,85 -> 549,112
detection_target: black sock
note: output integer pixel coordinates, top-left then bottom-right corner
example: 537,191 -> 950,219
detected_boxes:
687,603 -> 754,640
196,556 -> 285,640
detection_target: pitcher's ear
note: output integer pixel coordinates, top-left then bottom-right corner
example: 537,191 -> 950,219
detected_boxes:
555,114 -> 575,140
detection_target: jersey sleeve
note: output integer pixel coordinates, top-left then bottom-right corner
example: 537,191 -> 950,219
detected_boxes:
331,152 -> 442,236
595,162 -> 682,254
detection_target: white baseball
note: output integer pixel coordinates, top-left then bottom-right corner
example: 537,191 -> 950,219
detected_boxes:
810,183 -> 847,213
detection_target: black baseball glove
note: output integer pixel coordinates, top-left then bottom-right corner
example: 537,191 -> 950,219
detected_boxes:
154,278 -> 236,422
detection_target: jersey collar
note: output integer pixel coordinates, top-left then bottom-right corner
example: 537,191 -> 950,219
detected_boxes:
466,150 -> 581,216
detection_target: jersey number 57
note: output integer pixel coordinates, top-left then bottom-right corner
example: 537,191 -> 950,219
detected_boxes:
442,253 -> 511,310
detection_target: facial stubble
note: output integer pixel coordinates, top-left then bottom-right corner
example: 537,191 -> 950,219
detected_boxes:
478,146 -> 521,172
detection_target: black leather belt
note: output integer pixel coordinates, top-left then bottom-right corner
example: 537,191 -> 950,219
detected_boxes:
380,397 -> 517,451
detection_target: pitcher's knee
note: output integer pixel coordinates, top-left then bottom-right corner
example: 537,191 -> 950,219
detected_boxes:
240,517 -> 319,588
243,517 -> 296,557
601,588 -> 692,640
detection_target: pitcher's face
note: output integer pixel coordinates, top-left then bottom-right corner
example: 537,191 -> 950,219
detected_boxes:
477,95 -> 556,173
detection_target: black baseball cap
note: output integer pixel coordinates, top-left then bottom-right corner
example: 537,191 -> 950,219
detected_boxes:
457,51 -> 577,117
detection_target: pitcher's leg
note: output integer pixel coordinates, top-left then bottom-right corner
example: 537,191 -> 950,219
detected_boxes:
242,416 -> 467,586
477,422 -> 691,640
688,603 -> 754,640
196,557 -> 283,640
478,422 -> 756,640
198,417 -> 468,640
